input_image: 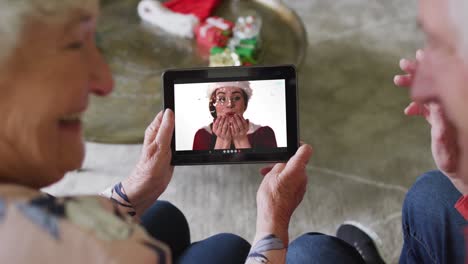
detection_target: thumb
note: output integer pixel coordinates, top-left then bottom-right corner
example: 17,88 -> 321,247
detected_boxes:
427,103 -> 447,128
279,145 -> 313,180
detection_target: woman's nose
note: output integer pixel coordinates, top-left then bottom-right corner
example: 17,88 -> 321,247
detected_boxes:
88,44 -> 114,96
227,99 -> 235,108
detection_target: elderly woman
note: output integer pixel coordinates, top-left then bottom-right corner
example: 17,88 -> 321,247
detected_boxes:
0,1 -> 366,264
192,81 -> 277,150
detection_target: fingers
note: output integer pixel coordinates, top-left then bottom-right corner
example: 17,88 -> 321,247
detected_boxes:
404,102 -> 428,116
394,74 -> 413,88
269,163 -> 287,175
214,116 -> 233,139
427,103 -> 446,126
221,116 -> 230,136
233,115 -> 243,132
154,109 -> 175,152
394,59 -> 416,89
215,116 -> 223,135
237,114 -> 248,130
400,59 -> 417,74
213,117 -> 219,132
229,116 -> 239,135
144,111 -> 164,146
213,117 -> 222,136
394,50 -> 424,88
280,145 -> 313,180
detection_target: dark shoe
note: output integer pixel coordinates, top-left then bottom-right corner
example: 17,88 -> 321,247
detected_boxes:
336,222 -> 386,264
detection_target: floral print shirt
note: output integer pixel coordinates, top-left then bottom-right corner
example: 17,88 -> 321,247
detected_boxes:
0,184 -> 171,263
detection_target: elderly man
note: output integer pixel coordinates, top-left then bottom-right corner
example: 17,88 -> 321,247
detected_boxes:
395,0 -> 468,262
337,0 -> 468,263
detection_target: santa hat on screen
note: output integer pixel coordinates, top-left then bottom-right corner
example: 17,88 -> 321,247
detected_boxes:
207,81 -> 253,100
137,0 -> 221,38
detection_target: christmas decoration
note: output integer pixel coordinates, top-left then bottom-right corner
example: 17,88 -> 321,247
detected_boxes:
137,0 -> 221,38
209,48 -> 241,67
195,17 -> 234,49
136,0 -> 265,67
163,0 -> 221,21
233,14 -> 262,40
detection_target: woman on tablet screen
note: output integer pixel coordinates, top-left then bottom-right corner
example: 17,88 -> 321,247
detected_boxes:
192,81 -> 277,150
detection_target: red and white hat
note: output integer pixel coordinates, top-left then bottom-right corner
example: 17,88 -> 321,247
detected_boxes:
207,81 -> 253,99
137,0 -> 221,38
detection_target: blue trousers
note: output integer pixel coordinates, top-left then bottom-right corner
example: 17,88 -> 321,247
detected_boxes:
140,170 -> 467,263
141,201 -> 363,263
400,170 -> 467,264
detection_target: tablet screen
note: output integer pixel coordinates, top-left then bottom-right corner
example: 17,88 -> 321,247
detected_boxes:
163,65 -> 298,165
174,79 -> 288,155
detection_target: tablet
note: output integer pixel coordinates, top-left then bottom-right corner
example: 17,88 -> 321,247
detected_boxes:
163,65 -> 299,165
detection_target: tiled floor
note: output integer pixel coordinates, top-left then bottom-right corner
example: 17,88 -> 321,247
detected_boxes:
44,0 -> 433,262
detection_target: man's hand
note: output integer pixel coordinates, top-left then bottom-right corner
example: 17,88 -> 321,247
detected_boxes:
394,50 -> 459,177
255,145 -> 313,245
122,109 -> 175,217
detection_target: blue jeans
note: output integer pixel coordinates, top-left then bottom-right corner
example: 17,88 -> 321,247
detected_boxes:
141,201 -> 364,264
400,170 -> 467,264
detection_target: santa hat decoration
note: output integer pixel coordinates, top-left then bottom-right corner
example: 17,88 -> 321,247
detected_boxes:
207,81 -> 253,100
163,0 -> 221,21
137,0 -> 221,39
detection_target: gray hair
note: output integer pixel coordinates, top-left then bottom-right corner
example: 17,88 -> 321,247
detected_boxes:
0,0 -> 98,65
449,0 -> 468,59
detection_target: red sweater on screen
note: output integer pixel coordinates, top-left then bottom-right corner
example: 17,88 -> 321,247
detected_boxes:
192,122 -> 278,150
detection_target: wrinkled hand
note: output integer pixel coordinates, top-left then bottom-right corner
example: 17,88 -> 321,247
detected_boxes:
394,50 -> 459,176
122,109 -> 175,217
256,145 -> 313,244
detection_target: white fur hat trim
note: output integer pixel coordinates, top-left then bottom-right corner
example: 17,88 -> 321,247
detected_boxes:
206,81 -> 253,99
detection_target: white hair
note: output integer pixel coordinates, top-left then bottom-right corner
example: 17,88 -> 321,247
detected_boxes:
0,0 -> 98,66
449,0 -> 468,59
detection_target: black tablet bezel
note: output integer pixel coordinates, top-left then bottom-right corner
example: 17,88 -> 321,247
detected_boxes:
163,65 -> 299,165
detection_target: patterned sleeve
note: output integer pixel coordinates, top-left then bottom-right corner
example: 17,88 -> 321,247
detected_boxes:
245,234 -> 286,264
100,182 -> 137,218
0,189 -> 171,263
